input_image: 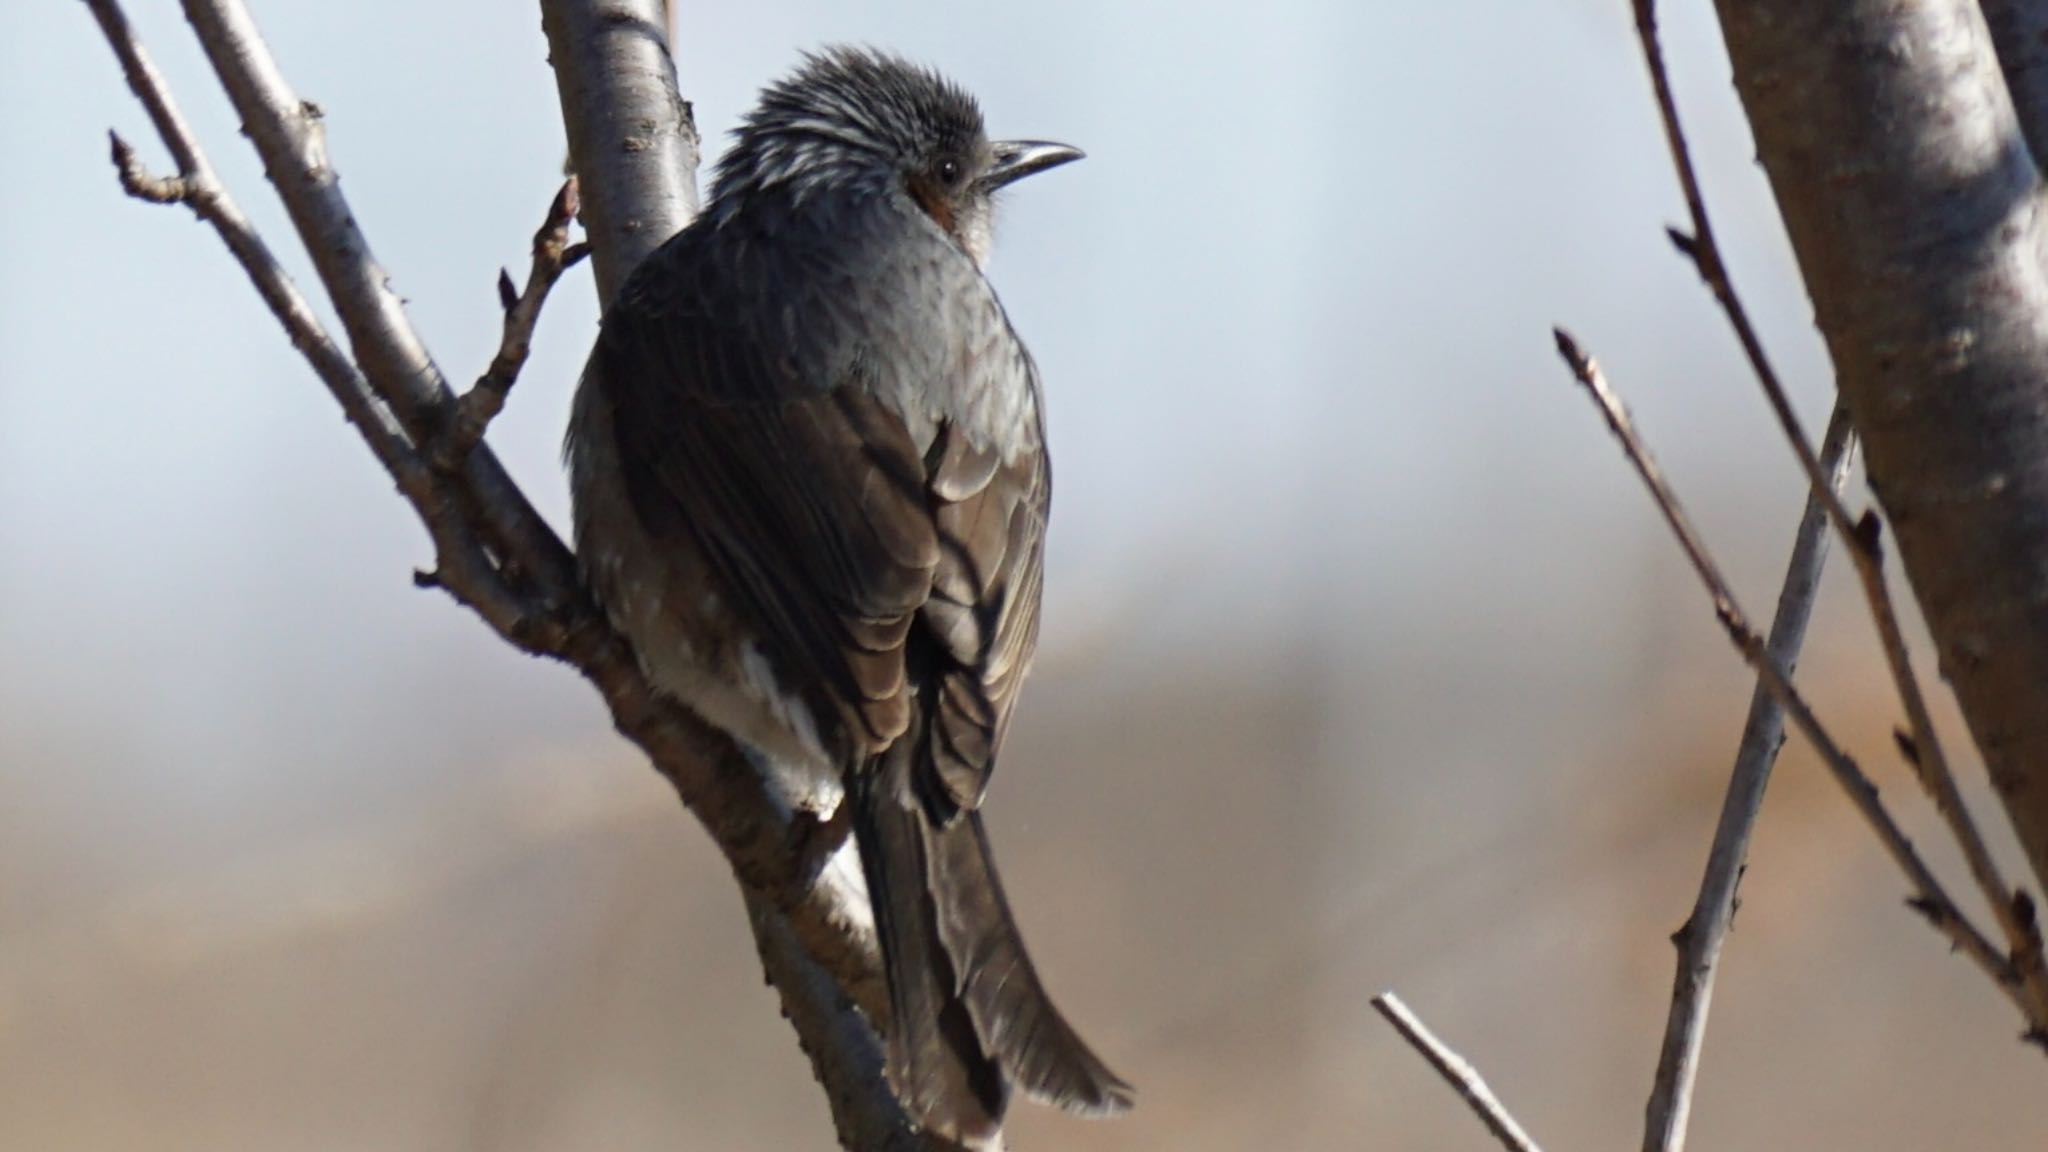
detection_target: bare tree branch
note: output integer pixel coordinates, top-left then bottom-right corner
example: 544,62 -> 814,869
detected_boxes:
1551,329 -> 2048,1045
1664,101 -> 2048,1066
129,0 -> 883,1001
539,0 -> 701,303
748,891 -> 958,1152
1640,404 -> 1854,1152
1630,15 -> 1865,1148
1636,3 -> 1987,929
1371,992 -> 1546,1152
90,1 -> 935,1145
1684,0 -> 2048,1045
1630,1 -> 2048,1138
438,178 -> 591,469
87,0 -> 533,641
1710,0 -> 2048,931
174,0 -> 577,601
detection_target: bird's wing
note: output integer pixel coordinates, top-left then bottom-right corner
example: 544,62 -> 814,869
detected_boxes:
917,420 -> 1049,816
592,241 -> 1049,802
592,264 -> 941,751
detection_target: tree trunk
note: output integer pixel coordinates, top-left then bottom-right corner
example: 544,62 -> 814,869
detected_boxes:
539,0 -> 699,302
1714,0 -> 2048,894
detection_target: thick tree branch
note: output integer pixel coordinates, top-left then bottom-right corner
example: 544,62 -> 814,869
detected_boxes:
1710,0 -> 2048,929
748,891 -> 952,1152
539,0 -> 700,303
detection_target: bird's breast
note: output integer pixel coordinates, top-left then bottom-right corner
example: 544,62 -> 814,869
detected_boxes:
823,217 -> 1042,463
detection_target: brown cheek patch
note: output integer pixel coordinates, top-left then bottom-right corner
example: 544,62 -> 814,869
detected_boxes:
907,174 -> 957,238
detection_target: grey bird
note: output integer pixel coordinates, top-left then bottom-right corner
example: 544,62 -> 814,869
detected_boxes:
565,46 -> 1132,1142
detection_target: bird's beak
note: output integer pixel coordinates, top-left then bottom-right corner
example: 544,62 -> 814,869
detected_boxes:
979,140 -> 1085,193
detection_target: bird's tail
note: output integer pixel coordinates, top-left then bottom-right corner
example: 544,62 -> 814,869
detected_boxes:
854,741 -> 1133,1144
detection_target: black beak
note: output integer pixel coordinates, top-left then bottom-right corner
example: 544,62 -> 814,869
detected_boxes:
979,140 -> 1085,193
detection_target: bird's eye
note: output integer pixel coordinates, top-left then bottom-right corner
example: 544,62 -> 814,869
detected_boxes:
936,157 -> 963,185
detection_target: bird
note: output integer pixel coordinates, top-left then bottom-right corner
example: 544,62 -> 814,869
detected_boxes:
564,46 -> 1132,1143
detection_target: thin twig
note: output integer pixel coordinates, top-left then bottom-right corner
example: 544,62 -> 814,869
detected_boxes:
1371,992 -> 1545,1152
1641,403 -> 1854,1152
176,0 -> 580,608
85,0 -> 531,637
437,178 -> 590,468
1631,0 -> 2048,1046
1550,330 -> 2040,1030
108,133 -> 191,202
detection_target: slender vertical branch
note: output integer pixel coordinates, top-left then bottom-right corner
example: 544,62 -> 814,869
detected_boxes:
1641,405 -> 1854,1152
539,0 -> 700,304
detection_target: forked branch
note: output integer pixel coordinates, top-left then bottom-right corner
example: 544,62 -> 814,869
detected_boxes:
1551,329 -> 2044,1044
438,178 -> 591,469
86,0 -> 945,1146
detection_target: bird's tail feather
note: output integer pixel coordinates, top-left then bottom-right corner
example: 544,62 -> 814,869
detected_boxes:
855,746 -> 1133,1143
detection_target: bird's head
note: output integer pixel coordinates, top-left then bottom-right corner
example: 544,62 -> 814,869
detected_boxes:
709,46 -> 1082,268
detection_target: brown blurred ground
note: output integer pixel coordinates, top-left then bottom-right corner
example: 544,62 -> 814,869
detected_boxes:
4,592 -> 2045,1150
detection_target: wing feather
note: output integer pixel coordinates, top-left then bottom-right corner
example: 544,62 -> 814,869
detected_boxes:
593,229 -> 1046,811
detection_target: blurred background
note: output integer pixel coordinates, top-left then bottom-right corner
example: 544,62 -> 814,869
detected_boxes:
5,1 -> 2046,1148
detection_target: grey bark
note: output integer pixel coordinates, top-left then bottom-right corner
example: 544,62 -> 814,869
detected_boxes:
1643,407 -> 1857,1152
1713,0 -> 2048,897
538,0 -> 700,302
